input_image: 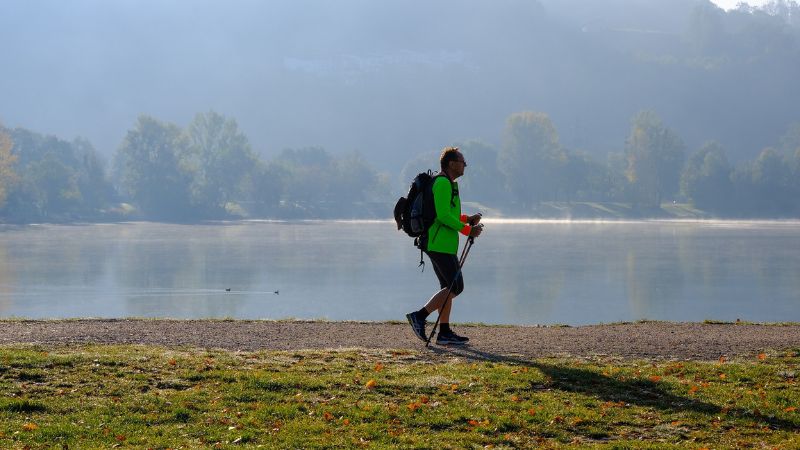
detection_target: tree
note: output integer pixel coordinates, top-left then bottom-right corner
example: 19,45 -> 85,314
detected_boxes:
72,137 -> 114,212
0,126 -> 18,210
273,147 -> 333,205
1,127 -> 112,220
731,147 -> 797,217
23,155 -> 81,216
779,121 -> 800,155
562,151 -> 615,202
331,151 -> 382,202
184,111 -> 258,212
686,3 -> 726,54
498,111 -> 566,207
248,161 -> 287,215
680,141 -> 733,212
399,150 -> 439,193
114,116 -> 193,219
270,147 -> 389,217
791,148 -> 800,204
750,147 -> 795,215
625,111 -> 685,208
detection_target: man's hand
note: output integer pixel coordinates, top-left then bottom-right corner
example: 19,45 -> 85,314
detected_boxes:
469,223 -> 483,238
468,213 -> 482,226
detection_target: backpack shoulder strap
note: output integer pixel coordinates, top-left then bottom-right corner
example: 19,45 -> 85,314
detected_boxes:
433,173 -> 456,206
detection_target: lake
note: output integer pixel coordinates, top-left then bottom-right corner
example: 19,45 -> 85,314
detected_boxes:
0,220 -> 798,325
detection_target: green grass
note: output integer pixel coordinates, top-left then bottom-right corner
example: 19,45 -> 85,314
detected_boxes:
1,345 -> 798,448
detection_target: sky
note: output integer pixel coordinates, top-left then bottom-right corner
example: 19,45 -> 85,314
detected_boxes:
1,0 -> 795,171
710,0 -> 772,9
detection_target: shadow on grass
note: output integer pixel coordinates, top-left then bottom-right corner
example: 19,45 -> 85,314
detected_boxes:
431,345 -> 800,432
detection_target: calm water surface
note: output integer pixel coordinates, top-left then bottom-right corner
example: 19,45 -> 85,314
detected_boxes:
0,220 -> 798,325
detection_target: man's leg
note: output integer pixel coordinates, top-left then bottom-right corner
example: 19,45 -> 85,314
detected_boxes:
408,251 -> 463,343
422,288 -> 456,323
424,252 -> 468,344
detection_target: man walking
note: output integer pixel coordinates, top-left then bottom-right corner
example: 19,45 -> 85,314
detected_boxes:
406,147 -> 482,345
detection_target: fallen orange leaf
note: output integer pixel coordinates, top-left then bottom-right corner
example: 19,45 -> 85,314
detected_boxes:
407,402 -> 421,411
22,423 -> 38,431
468,419 -> 479,426
343,418 -> 351,425
649,375 -> 662,382
419,395 -> 429,404
365,379 -> 377,389
758,353 -> 767,360
374,363 -> 384,372
168,359 -> 177,366
719,373 -> 727,379
528,408 -> 536,415
323,412 -> 334,421
689,385 -> 699,394
511,395 -> 521,402
602,401 -> 626,409
719,356 -> 727,364
785,407 -> 797,413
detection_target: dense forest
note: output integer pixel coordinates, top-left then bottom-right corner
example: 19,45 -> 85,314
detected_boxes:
1,1 -> 800,222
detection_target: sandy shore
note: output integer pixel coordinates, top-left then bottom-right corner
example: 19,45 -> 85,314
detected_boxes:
1,319 -> 799,361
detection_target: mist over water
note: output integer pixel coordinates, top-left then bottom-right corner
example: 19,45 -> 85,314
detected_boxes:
0,221 -> 797,325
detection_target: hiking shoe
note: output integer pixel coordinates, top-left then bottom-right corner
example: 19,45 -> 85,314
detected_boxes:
436,330 -> 470,346
406,312 -> 427,342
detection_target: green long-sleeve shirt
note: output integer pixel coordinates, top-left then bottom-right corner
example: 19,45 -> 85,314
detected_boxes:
426,175 -> 471,255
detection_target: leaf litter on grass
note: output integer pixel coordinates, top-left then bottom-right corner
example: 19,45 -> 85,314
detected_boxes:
0,345 -> 798,448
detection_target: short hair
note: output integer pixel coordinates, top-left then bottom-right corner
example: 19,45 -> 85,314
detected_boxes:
440,147 -> 461,172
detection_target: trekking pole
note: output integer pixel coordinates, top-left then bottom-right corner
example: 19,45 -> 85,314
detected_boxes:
425,235 -> 476,347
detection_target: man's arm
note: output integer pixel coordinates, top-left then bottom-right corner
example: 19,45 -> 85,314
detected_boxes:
433,178 -> 471,236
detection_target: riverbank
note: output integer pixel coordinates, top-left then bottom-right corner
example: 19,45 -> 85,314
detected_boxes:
6,200 -> 800,224
2,319 -> 799,361
3,320 -> 799,447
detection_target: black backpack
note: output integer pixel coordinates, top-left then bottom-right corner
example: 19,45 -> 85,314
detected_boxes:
394,171 -> 452,269
394,171 -> 439,239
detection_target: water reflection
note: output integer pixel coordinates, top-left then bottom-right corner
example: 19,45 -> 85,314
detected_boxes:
0,240 -> 14,314
0,221 -> 797,324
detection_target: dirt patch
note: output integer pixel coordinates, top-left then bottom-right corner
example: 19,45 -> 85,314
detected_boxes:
1,319 -> 798,361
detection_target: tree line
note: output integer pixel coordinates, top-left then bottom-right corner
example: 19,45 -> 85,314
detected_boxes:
0,112 -> 391,222
402,110 -> 800,218
1,109 -> 800,223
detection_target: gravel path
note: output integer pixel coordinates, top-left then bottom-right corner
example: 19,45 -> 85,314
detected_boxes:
1,319 -> 799,361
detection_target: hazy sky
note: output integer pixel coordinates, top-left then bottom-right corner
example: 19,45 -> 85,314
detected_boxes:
710,0 -> 771,9
1,0 -> 796,171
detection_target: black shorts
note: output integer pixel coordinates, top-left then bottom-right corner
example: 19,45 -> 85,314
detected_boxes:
425,250 -> 464,296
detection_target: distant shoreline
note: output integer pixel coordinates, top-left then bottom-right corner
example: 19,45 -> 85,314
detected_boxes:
4,200 -> 800,226
5,216 -> 800,227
